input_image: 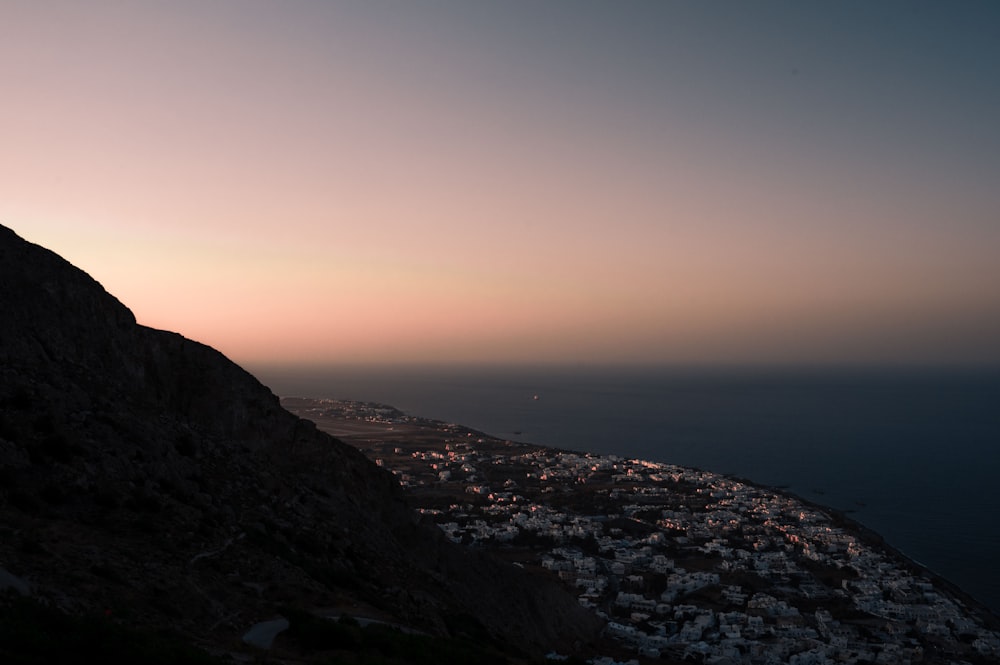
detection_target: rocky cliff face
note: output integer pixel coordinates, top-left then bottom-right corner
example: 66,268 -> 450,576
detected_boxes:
0,225 -> 599,656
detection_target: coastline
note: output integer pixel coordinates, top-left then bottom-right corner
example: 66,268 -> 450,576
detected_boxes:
750,479 -> 1000,631
253,362 -> 1000,621
285,395 -> 1000,626
282,398 -> 1000,662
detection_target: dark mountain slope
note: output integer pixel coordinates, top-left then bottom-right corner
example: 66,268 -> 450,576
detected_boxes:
0,225 -> 600,658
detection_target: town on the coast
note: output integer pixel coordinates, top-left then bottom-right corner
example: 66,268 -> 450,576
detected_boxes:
282,398 -> 1000,665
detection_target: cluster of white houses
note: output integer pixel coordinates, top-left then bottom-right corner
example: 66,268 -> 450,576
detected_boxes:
402,446 -> 1000,664
287,401 -> 1000,665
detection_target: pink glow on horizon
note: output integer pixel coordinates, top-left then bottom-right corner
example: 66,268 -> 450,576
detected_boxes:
3,2 -> 999,367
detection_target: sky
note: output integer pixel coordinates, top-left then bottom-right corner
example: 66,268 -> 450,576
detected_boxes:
3,1 -> 1000,367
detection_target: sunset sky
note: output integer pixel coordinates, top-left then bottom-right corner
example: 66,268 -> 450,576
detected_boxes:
4,1 -> 999,367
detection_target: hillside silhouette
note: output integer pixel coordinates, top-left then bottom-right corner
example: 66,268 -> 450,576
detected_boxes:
0,224 -> 599,661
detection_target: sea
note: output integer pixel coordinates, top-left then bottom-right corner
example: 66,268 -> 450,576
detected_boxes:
250,363 -> 1000,616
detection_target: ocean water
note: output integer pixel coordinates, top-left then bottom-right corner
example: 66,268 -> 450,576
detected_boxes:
251,364 -> 1000,615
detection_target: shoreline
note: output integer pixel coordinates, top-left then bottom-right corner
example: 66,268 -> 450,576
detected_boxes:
282,396 -> 1000,632
753,478 -> 1000,630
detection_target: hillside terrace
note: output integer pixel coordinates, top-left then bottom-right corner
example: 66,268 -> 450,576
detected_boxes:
282,398 -> 1000,665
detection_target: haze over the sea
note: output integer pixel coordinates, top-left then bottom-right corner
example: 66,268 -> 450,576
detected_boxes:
4,1 -> 999,369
